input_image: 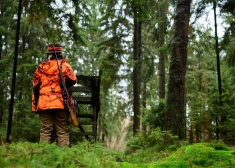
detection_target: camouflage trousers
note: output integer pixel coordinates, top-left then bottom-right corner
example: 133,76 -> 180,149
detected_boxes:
38,109 -> 70,146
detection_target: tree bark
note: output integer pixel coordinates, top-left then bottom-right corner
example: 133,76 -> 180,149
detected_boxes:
6,0 -> 23,143
165,0 -> 191,140
133,4 -> 142,135
158,0 -> 168,99
0,3 -> 4,124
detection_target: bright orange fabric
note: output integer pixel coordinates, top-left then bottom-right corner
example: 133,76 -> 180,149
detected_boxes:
32,59 -> 76,112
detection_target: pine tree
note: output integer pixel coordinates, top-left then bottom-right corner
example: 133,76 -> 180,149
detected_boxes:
165,0 -> 191,140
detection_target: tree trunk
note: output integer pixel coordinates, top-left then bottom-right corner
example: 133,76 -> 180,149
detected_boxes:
0,5 -> 3,124
165,0 -> 191,140
6,0 -> 23,143
133,4 -> 142,135
142,81 -> 147,133
213,0 -> 225,141
158,0 -> 168,99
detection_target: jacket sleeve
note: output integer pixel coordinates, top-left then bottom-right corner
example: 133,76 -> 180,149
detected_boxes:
32,69 -> 41,112
62,63 -> 77,87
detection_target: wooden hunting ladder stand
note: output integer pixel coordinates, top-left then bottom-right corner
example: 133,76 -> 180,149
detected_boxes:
70,75 -> 100,142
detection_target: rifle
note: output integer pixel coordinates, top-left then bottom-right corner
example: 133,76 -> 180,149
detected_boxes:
53,45 -> 91,142
53,45 -> 79,127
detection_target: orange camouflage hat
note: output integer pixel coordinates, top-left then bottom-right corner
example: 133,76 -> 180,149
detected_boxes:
45,44 -> 62,54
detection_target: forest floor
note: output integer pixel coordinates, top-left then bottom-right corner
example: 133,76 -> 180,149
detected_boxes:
1,140 -> 235,167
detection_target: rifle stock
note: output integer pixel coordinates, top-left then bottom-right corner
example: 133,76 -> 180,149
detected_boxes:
68,95 -> 79,126
70,108 -> 79,126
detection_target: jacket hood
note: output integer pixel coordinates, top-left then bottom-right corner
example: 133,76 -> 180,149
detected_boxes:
38,59 -> 68,75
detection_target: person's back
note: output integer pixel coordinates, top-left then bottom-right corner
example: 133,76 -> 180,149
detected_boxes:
32,44 -> 76,146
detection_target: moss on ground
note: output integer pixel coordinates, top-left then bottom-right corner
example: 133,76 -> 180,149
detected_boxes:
0,141 -> 235,168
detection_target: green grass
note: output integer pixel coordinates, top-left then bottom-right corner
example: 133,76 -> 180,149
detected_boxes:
0,141 -> 235,167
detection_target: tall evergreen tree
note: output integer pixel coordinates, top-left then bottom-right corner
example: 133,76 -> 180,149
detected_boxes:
157,0 -> 168,99
186,28 -> 217,143
0,0 -> 18,125
165,0 -> 191,139
132,2 -> 141,135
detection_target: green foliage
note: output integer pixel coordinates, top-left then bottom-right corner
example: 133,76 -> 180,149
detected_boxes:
12,114 -> 41,142
1,141 -> 235,168
156,142 -> 235,168
145,128 -> 182,149
208,88 -> 235,144
125,128 -> 186,157
142,100 -> 166,130
0,141 -> 119,168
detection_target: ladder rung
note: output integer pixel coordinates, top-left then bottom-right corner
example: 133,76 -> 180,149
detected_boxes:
71,86 -> 92,93
70,132 -> 97,136
74,96 -> 93,104
78,114 -> 94,118
79,121 -> 97,125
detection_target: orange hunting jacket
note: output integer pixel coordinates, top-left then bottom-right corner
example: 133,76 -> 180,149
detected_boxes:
32,59 -> 76,112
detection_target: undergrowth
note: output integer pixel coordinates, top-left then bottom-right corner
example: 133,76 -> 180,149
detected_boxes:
0,141 -> 119,168
155,141 -> 235,168
1,135 -> 235,167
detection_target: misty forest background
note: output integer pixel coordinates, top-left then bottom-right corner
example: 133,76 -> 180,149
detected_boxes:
1,0 -> 235,150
